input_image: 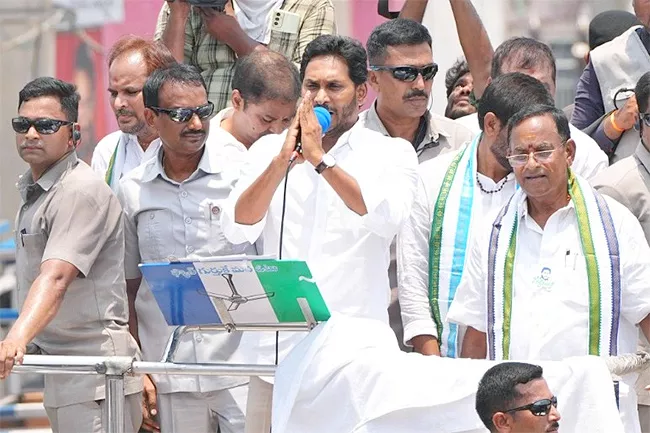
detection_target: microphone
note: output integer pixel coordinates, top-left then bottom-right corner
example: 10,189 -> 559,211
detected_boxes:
289,106 -> 332,163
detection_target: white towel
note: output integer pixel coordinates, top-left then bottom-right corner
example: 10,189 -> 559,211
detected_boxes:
272,315 -> 625,433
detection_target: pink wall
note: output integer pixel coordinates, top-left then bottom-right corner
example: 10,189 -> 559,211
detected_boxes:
101,0 -> 161,131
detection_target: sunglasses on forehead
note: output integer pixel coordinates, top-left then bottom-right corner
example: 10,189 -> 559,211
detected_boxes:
504,396 -> 558,417
12,117 -> 73,134
369,63 -> 439,82
149,102 -> 215,123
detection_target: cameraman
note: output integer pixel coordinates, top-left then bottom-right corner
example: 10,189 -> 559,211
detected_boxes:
155,0 -> 335,111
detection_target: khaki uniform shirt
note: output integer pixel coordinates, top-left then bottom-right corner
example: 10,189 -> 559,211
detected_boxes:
154,0 -> 336,110
592,143 -> 650,406
14,152 -> 141,408
118,142 -> 257,395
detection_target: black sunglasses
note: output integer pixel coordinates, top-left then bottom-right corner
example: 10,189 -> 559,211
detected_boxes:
640,113 -> 650,128
505,396 -> 558,417
149,102 -> 215,123
12,117 -> 73,134
369,63 -> 439,82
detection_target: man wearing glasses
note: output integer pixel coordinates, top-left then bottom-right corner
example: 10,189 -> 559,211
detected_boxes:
117,63 -> 256,433
398,73 -> 554,358
476,362 -> 561,433
592,71 -> 650,433
4,77 -> 142,432
448,105 -> 650,433
361,18 -> 473,164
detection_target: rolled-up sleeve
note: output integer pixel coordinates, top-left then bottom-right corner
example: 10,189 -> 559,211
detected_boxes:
446,232 -> 488,333
397,176 -> 437,345
355,137 -> 419,239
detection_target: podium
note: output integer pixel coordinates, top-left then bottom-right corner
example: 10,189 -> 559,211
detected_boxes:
139,256 -> 330,363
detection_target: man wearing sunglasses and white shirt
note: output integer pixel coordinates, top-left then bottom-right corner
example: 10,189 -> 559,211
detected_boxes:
91,36 -> 176,191
117,63 -> 255,433
448,104 -> 650,433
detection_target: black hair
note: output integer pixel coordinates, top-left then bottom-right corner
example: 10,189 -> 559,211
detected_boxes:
300,35 -> 368,86
492,37 -> 557,84
143,63 -> 207,108
18,77 -> 80,122
366,18 -> 432,65
507,104 -> 571,145
445,57 -> 471,98
232,50 -> 301,104
636,71 -> 650,113
478,72 -> 554,130
476,362 -> 544,432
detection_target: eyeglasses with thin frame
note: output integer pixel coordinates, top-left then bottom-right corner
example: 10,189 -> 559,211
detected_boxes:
506,142 -> 567,167
504,396 -> 558,417
149,102 -> 215,123
12,117 -> 73,134
369,63 -> 439,82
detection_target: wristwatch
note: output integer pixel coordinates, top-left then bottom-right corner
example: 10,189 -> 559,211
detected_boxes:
315,154 -> 336,174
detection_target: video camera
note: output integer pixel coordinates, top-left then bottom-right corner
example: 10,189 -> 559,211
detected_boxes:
186,0 -> 229,12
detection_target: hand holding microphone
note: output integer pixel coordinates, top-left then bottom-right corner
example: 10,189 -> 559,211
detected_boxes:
287,93 -> 332,164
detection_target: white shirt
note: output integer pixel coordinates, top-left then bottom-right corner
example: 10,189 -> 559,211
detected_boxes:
91,131 -> 161,188
222,121 -> 419,325
447,193 -> 650,432
454,112 -> 609,180
210,107 -> 249,154
397,149 -> 516,350
118,138 -> 255,394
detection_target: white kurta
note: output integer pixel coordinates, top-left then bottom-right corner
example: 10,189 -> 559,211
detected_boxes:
454,112 -> 608,180
91,130 -> 161,190
221,121 -> 419,369
447,193 -> 650,432
397,148 -> 516,353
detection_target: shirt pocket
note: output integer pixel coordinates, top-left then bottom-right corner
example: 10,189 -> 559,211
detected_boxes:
202,200 -> 243,256
21,232 -> 46,281
137,209 -> 176,260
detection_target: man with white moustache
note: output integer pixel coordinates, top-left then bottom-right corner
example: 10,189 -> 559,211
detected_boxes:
91,36 -> 176,190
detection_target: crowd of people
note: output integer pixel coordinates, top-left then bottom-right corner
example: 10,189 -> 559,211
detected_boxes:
1,0 -> 650,432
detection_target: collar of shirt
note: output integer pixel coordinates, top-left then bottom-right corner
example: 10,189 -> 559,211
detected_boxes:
209,108 -> 248,153
637,26 -> 650,54
516,190 -> 577,235
140,144 -> 223,184
17,151 -> 78,201
367,101 -> 449,148
634,142 -> 650,174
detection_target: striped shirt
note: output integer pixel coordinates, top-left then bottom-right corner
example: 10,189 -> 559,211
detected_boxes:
155,0 -> 336,111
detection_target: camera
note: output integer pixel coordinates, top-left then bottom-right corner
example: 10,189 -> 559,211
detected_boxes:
186,0 -> 229,11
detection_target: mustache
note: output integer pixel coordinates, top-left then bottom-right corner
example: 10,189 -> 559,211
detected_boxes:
404,90 -> 429,100
115,109 -> 136,117
19,140 -> 43,150
182,130 -> 206,136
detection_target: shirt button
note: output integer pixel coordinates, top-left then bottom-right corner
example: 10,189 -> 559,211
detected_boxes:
185,217 -> 192,224
195,335 -> 203,343
149,213 -> 155,220
181,191 -> 188,198
187,246 -> 195,253
22,205 -> 28,211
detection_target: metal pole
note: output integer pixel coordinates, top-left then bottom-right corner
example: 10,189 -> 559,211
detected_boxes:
133,361 -> 276,377
105,375 -> 125,433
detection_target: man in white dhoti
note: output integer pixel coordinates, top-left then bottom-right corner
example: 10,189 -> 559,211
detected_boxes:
448,104 -> 650,432
476,362 -> 561,433
398,73 -> 554,358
